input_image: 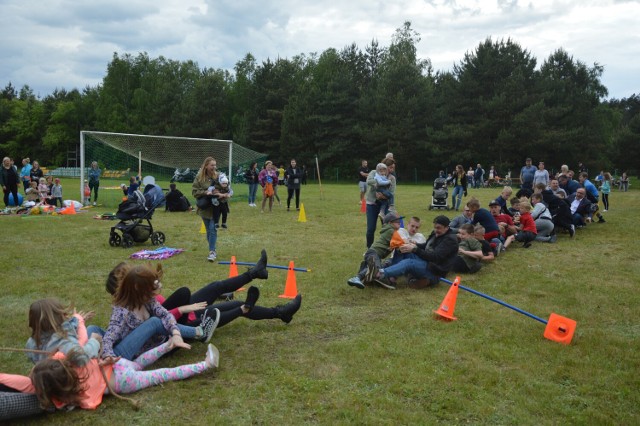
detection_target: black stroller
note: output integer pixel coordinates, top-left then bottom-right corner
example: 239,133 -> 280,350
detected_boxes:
109,186 -> 166,248
429,177 -> 449,210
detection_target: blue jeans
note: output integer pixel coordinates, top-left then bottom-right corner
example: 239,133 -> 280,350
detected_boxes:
382,258 -> 436,282
202,216 -> 218,251
366,203 -> 382,248
248,182 -> 258,204
451,185 -> 465,210
108,317 -> 197,360
571,213 -> 586,226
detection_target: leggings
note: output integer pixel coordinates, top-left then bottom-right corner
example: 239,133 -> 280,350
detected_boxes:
601,193 -> 609,210
112,341 -> 208,394
163,285 -> 280,328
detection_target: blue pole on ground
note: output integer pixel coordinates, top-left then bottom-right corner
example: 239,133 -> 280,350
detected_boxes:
439,277 -> 547,325
218,261 -> 311,272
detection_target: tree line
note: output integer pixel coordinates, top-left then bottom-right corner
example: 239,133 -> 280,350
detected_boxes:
1,22 -> 638,181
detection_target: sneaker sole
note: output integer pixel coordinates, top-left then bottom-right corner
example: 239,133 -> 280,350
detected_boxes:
347,279 -> 365,289
375,279 -> 396,290
206,344 -> 220,368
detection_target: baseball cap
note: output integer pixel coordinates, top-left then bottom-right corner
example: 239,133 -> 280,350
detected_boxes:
383,212 -> 404,224
488,199 -> 500,207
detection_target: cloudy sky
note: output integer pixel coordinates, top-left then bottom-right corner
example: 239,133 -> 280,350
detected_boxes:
1,0 -> 638,99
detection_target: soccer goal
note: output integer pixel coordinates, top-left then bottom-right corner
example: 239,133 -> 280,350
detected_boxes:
79,131 -> 266,200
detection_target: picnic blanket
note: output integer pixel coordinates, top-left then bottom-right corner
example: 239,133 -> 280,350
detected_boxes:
129,246 -> 184,260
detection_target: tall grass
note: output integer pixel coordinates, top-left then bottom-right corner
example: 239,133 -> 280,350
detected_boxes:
1,181 -> 638,425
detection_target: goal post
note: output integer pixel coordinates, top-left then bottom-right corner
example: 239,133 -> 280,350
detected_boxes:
79,131 -> 266,202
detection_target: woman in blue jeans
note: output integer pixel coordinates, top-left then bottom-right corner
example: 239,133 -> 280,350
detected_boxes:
192,156 -> 230,262
365,158 -> 396,248
245,162 -> 259,207
449,164 -> 468,211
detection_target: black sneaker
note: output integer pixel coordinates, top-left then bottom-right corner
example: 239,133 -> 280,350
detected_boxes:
200,308 -> 220,343
598,216 -> 606,223
221,223 -> 228,229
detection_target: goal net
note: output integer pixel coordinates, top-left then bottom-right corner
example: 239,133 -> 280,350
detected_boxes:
79,131 -> 266,200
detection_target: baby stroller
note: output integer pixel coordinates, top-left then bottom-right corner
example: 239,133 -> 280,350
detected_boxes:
429,177 -> 449,210
109,187 -> 166,248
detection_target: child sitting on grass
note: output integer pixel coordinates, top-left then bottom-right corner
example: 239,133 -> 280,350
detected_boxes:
25,181 -> 39,202
504,199 -> 538,249
452,224 -> 483,273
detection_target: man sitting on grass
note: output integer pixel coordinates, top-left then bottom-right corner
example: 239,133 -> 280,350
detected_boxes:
368,215 -> 458,289
347,212 -> 404,290
566,188 -> 593,228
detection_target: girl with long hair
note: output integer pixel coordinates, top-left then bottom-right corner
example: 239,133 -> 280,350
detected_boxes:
192,157 -> 229,261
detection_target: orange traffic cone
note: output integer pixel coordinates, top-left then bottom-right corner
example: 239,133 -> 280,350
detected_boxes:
230,255 -> 246,292
228,256 -> 239,278
360,199 -> 366,213
434,276 -> 460,321
279,260 -> 298,299
543,313 -> 577,345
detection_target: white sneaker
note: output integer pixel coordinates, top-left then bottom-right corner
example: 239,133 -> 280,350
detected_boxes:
207,251 -> 217,262
92,202 -> 96,206
205,343 -> 220,368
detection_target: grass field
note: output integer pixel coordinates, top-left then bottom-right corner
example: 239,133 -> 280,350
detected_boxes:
1,180 -> 639,425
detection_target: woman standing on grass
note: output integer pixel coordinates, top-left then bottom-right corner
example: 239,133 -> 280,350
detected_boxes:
365,157 -> 396,248
88,161 -> 101,206
1,157 -> 20,207
449,164 -> 468,211
192,157 -> 228,262
285,159 -> 304,211
29,161 -> 43,186
600,172 -> 611,211
245,162 -> 259,207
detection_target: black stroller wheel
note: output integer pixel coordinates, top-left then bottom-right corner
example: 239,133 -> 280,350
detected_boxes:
121,233 -> 134,248
109,233 -> 121,247
151,231 -> 166,245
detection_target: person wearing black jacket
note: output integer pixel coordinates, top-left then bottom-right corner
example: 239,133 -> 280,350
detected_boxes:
244,162 -> 259,207
372,215 -> 458,288
285,159 -> 304,211
1,157 -> 20,207
165,183 -> 191,212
